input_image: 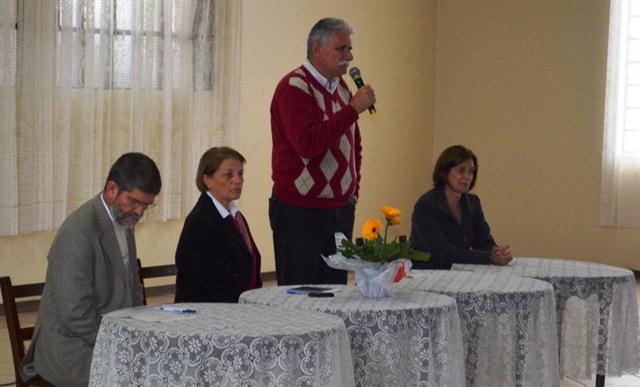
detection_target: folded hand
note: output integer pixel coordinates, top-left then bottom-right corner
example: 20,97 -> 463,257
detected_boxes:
491,245 -> 513,266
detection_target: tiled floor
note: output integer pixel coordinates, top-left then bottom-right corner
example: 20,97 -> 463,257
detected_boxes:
1,279 -> 639,387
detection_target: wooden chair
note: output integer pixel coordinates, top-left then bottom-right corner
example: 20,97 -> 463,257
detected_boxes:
136,258 -> 177,305
0,276 -> 54,387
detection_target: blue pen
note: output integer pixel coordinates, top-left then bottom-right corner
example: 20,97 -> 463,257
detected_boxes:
159,306 -> 196,313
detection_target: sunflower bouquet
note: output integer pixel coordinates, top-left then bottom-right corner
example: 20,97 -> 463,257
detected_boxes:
323,206 -> 430,297
339,206 -> 430,265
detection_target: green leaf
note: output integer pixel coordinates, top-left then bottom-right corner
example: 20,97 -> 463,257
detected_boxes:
339,236 -> 431,264
408,250 -> 431,262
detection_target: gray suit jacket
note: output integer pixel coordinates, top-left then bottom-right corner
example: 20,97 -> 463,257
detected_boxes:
20,194 -> 143,387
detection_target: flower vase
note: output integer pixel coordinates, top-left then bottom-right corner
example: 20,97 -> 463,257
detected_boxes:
354,259 -> 411,298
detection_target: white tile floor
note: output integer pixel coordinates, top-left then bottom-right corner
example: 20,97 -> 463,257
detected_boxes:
1,278 -> 639,387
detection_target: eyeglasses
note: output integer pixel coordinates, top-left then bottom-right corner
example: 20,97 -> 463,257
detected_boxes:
126,197 -> 156,210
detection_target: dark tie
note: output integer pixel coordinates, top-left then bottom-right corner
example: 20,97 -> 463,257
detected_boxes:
124,228 -> 135,276
231,212 -> 258,289
124,228 -> 139,305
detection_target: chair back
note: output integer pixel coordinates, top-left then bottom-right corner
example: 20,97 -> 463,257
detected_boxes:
136,258 -> 177,305
0,276 -> 53,387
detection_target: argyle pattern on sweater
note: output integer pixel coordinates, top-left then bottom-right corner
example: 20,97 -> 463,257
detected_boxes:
270,66 -> 361,208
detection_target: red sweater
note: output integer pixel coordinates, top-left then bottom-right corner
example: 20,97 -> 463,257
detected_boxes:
270,66 -> 362,208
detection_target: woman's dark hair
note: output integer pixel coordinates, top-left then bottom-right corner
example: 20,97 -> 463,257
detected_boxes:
432,145 -> 478,190
105,152 -> 162,195
196,146 -> 246,193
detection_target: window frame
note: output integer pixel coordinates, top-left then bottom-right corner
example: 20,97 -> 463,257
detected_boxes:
53,0 -> 216,90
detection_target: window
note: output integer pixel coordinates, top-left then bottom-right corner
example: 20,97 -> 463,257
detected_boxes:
0,0 -> 239,235
601,0 -> 640,227
192,0 -> 216,91
56,0 -> 214,90
611,0 -> 640,153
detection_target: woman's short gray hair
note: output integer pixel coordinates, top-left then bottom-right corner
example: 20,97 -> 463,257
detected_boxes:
306,17 -> 353,59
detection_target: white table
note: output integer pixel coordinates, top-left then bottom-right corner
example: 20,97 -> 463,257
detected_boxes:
399,270 -> 559,387
452,257 -> 639,385
89,303 -> 355,387
239,285 -> 465,387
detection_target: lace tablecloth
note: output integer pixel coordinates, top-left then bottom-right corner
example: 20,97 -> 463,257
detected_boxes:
239,285 -> 465,387
399,270 -> 559,387
452,257 -> 640,379
89,303 -> 355,387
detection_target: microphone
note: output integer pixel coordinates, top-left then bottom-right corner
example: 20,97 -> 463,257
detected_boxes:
348,67 -> 376,114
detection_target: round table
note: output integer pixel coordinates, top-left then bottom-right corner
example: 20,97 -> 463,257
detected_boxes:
452,257 -> 639,382
89,303 -> 355,387
399,270 -> 559,387
240,285 -> 465,387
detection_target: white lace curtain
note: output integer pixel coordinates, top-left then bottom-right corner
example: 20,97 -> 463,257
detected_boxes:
0,0 -> 240,235
601,0 -> 640,227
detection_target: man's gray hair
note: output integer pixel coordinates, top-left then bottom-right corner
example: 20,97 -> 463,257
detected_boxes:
306,17 -> 353,59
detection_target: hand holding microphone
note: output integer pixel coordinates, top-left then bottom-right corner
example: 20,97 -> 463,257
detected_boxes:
349,67 -> 377,114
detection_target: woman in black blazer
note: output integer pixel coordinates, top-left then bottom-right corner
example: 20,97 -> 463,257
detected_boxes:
175,146 -> 261,303
410,145 -> 513,270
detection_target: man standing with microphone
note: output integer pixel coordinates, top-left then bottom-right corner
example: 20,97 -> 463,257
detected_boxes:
269,17 -> 376,286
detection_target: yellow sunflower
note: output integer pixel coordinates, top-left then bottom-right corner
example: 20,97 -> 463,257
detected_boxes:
362,218 -> 383,240
381,206 -> 401,222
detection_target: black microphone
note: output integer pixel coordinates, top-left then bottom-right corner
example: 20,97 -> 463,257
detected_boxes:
349,67 -> 376,114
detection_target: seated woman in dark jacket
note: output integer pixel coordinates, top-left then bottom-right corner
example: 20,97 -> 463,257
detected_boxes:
410,145 -> 512,270
175,146 -> 261,302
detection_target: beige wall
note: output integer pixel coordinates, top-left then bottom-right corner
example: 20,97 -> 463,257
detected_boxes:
237,0 -> 438,272
435,0 -> 639,269
0,0 -> 437,284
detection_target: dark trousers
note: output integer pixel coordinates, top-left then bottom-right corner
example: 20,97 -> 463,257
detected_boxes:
269,195 -> 355,285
